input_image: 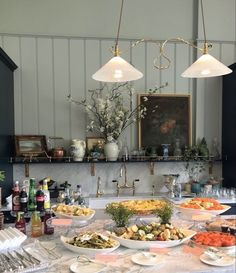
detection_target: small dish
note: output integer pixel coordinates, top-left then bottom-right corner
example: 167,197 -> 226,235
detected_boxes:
200,253 -> 235,267
131,252 -> 164,266
70,261 -> 106,273
60,235 -> 120,256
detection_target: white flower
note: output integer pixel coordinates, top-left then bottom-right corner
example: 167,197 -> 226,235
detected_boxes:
107,136 -> 113,142
100,127 -> 105,132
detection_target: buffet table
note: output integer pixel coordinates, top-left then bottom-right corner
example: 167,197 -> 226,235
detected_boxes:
19,217 -> 235,273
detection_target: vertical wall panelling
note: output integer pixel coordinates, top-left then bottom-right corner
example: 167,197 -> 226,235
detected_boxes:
0,34 -> 234,152
146,42 -> 161,90
37,38 -> 54,137
130,41 -> 146,150
21,37 -> 38,133
53,38 -> 70,147
2,36 -> 22,134
175,43 -> 191,93
160,43 -> 175,93
69,39 -> 86,141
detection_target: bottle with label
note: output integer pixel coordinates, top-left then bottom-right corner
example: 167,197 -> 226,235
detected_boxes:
12,181 -> 20,212
31,211 -> 42,237
42,179 -> 50,209
76,185 -> 85,206
15,211 -> 26,234
36,185 -> 45,212
43,209 -> 54,235
20,183 -> 28,213
28,178 -> 36,211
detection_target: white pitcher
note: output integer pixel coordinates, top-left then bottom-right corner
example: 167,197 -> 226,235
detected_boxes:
70,139 -> 86,161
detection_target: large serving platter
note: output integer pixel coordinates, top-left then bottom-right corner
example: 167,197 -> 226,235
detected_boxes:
60,235 -> 120,256
175,204 -> 231,216
109,229 -> 196,249
52,204 -> 95,221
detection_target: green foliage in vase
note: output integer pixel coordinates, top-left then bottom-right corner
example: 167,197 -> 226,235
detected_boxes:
105,203 -> 134,227
154,201 -> 173,224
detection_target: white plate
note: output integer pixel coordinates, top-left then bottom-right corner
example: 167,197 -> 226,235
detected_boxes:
200,253 -> 235,267
53,210 -> 95,221
131,252 -> 164,266
70,261 -> 106,273
60,235 -> 120,256
109,229 -> 196,249
175,204 -> 231,216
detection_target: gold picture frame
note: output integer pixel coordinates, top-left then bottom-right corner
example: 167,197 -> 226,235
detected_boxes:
138,93 -> 192,155
14,135 -> 48,157
86,137 -> 105,152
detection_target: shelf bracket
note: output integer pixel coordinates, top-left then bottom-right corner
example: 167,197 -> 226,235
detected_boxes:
208,160 -> 213,174
90,163 -> 96,176
24,163 -> 29,177
149,162 -> 155,175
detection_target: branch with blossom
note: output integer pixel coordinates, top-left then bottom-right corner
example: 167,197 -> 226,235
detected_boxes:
67,82 -> 167,142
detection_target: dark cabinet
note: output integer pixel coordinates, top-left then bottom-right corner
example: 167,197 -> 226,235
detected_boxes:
222,63 -> 236,188
0,48 -> 17,204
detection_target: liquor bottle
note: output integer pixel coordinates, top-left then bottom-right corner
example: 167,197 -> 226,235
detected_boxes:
15,211 -> 26,234
20,184 -> 28,213
42,178 -> 50,209
31,211 -> 42,237
43,209 -> 54,235
28,178 -> 36,211
12,181 -> 20,212
76,185 -> 85,206
36,185 -> 45,212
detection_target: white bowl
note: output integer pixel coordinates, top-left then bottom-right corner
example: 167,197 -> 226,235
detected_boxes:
175,204 -> 231,216
109,229 -> 196,249
53,209 -> 95,221
60,235 -> 120,256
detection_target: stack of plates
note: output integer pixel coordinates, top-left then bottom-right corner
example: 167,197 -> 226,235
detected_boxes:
0,227 -> 27,251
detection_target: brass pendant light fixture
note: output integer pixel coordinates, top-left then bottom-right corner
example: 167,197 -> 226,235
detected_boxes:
92,0 -> 143,83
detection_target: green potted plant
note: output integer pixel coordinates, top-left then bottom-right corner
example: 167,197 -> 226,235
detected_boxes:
154,201 -> 173,224
105,203 -> 134,227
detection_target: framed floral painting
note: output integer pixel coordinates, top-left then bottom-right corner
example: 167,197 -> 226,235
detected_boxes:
138,94 -> 191,155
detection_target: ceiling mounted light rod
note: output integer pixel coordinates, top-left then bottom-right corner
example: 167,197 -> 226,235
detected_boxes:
113,0 -> 124,56
92,0 -> 143,83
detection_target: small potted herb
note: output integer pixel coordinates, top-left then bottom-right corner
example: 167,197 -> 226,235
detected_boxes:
155,201 -> 173,224
105,203 -> 134,227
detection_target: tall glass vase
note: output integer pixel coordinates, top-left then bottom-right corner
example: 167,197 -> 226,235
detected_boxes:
104,141 -> 119,161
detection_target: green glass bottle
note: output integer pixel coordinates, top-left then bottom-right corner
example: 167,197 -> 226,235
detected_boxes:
28,178 -> 36,211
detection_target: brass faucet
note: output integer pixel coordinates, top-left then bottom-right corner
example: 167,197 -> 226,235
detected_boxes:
96,176 -> 104,197
112,163 -> 139,196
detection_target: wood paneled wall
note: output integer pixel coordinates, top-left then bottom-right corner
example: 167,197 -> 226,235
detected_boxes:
0,34 -> 235,151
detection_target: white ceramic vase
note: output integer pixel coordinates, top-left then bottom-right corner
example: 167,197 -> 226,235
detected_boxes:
70,139 -> 86,161
104,142 -> 119,161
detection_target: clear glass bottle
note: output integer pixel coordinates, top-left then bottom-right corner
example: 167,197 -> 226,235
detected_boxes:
15,211 -> 26,234
44,209 -> 54,235
28,178 -> 36,211
31,211 -> 42,237
12,181 -> 20,212
20,184 -> 28,213
42,178 -> 50,209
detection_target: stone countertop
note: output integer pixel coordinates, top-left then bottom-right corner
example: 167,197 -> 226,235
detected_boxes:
15,218 -> 235,273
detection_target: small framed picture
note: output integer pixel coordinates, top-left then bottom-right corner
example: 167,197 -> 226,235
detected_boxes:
86,137 -> 105,152
14,135 -> 48,157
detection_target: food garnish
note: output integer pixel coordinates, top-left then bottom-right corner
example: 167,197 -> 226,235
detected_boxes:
112,223 -> 186,241
180,198 -> 225,210
52,204 -> 94,216
66,232 -> 117,249
192,231 -> 236,247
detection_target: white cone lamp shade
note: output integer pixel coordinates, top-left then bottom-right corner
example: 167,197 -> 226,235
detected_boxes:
181,53 -> 232,78
92,55 -> 143,82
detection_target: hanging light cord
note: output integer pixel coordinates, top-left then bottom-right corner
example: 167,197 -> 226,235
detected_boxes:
200,0 -> 209,54
114,0 -> 124,56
